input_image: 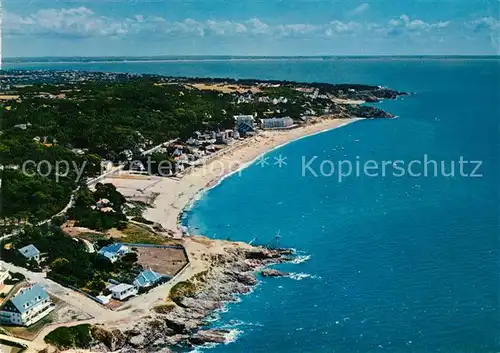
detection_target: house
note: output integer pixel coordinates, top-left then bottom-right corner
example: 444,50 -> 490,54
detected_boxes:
172,148 -> 183,157
133,269 -> 166,289
96,295 -> 111,305
109,283 -> 137,301
0,268 -> 10,288
18,244 -> 40,263
186,137 -> 201,146
260,117 -> 294,130
0,284 -> 55,326
216,130 -> 234,145
215,132 -> 228,144
96,198 -> 111,209
234,115 -> 255,135
98,244 -> 130,263
13,123 -> 31,130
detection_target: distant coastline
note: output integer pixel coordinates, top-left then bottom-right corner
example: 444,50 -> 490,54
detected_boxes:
3,55 -> 499,66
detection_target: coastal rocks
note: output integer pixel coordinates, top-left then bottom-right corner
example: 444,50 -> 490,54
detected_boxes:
350,87 -> 407,101
91,326 -> 127,352
163,334 -> 188,346
245,248 -> 284,260
349,105 -> 394,119
120,348 -> 172,353
180,297 -> 222,312
189,329 -> 231,345
224,270 -> 258,286
163,316 -> 191,334
128,334 -> 147,348
89,242 -> 293,352
364,96 -> 380,103
260,269 -> 289,277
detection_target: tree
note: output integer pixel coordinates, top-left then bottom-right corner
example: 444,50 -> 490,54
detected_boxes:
121,252 -> 138,264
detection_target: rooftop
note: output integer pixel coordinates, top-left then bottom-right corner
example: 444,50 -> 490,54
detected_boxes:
18,244 -> 40,259
134,269 -> 164,287
10,284 -> 50,314
110,283 -> 135,293
98,243 -> 127,255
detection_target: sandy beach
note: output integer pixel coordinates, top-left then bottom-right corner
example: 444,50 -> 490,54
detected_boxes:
141,117 -> 362,235
31,117 -> 363,351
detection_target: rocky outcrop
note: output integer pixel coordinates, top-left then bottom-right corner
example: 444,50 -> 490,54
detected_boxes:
350,87 -> 407,101
349,105 -> 395,119
260,269 -> 289,277
128,334 -> 147,348
190,329 -> 231,345
91,326 -> 127,352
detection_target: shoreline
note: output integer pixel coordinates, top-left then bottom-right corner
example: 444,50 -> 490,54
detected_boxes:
61,117 -> 365,351
141,117 -> 364,235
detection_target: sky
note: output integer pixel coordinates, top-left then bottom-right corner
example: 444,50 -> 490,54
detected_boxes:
2,0 -> 500,57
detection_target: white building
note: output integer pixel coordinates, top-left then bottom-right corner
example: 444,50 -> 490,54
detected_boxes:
98,243 -> 130,263
109,283 -> 137,301
216,130 -> 234,144
18,244 -> 40,263
234,115 -> 255,135
260,117 -> 294,130
0,284 -> 55,326
234,115 -> 254,126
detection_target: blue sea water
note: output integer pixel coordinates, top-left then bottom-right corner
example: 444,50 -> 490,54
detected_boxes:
7,58 -> 499,352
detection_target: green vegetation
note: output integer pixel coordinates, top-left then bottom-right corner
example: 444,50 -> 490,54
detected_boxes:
44,324 -> 93,349
119,223 -> 165,244
131,216 -> 155,225
123,201 -> 147,218
4,272 -> 26,285
1,225 -> 142,295
169,280 -> 198,306
89,326 -> 125,351
154,302 -> 177,314
2,81 -> 237,157
169,271 -> 208,306
68,183 -> 127,231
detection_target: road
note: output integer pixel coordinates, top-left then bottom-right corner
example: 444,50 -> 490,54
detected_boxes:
140,138 -> 178,156
0,261 -> 107,319
0,333 -> 45,353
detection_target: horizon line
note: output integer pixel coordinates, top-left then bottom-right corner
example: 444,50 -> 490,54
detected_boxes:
3,54 -> 500,60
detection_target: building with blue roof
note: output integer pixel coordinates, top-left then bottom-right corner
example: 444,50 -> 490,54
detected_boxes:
133,269 -> 167,289
18,244 -> 40,263
0,284 -> 55,326
98,243 -> 130,263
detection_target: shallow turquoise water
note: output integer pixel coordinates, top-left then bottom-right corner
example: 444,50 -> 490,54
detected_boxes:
8,58 -> 499,352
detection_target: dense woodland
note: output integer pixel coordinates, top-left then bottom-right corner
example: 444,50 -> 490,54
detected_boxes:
68,183 -> 128,231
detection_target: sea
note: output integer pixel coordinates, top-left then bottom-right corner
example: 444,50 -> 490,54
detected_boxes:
5,57 -> 499,353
